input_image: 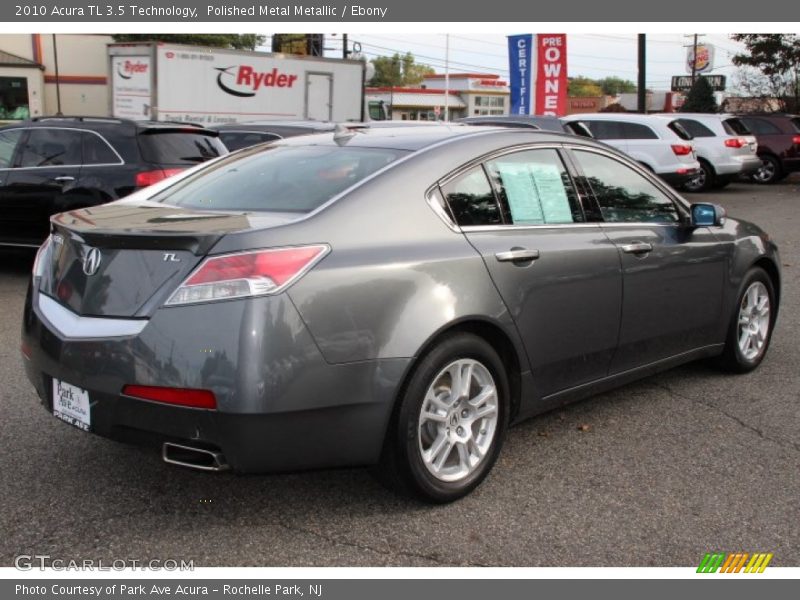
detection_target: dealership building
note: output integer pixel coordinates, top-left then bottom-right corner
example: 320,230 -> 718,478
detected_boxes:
366,73 -> 510,121
0,34 -> 111,120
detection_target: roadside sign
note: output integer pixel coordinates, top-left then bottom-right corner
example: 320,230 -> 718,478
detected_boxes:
671,74 -> 726,92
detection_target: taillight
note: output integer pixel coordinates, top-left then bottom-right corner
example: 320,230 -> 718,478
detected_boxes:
165,245 -> 329,306
32,235 -> 52,278
122,385 -> 217,409
724,138 -> 747,148
671,144 -> 693,156
792,135 -> 800,145
135,168 -> 185,187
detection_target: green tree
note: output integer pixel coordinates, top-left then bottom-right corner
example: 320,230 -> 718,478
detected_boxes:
369,52 -> 434,87
680,77 -> 719,113
569,76 -> 604,97
731,34 -> 800,111
595,76 -> 637,95
111,34 -> 266,51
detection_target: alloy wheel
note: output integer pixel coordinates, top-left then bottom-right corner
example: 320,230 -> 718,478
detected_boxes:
737,281 -> 771,361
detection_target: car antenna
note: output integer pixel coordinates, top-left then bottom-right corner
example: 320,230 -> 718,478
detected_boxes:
333,123 -> 359,146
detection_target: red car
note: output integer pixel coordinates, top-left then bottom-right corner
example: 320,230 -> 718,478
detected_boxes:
736,114 -> 800,184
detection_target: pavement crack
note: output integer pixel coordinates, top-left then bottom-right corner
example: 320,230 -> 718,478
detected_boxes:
276,521 -> 490,567
649,381 -> 800,455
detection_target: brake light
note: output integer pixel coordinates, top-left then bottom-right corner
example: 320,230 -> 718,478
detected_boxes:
671,144 -> 693,156
135,168 -> 185,187
793,135 -> 800,145
724,138 -> 747,148
32,235 -> 52,277
166,245 -> 329,306
122,385 -> 217,409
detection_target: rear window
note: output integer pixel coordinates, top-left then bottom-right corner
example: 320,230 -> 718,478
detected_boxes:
219,131 -> 282,152
723,118 -> 751,135
138,130 -> 226,165
150,145 -> 406,213
790,118 -> 800,133
675,119 -> 715,138
666,120 -> 693,140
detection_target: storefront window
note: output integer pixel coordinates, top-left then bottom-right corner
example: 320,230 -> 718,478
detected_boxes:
0,77 -> 30,120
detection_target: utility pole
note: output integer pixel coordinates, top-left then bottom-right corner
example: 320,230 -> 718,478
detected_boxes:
637,34 -> 646,114
342,33 -> 348,59
444,34 -> 450,122
52,34 -> 62,116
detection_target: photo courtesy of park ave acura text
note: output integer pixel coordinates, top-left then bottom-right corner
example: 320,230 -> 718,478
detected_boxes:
0,19 -> 798,574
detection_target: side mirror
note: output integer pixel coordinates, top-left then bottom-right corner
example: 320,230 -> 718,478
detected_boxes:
691,203 -> 726,227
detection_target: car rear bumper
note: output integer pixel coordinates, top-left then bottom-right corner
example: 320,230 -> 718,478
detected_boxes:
712,155 -> 762,177
22,285 -> 409,473
658,168 -> 700,187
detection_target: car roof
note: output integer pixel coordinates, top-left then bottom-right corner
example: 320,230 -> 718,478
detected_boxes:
2,116 -> 217,134
564,112 -> 680,124
277,125 -> 580,152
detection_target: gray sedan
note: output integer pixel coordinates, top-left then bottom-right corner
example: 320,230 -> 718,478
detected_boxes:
22,125 -> 780,502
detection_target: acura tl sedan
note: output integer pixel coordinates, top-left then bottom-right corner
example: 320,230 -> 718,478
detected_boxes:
21,126 -> 780,502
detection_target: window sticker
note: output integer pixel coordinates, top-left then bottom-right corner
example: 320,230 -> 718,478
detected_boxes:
494,161 -> 573,224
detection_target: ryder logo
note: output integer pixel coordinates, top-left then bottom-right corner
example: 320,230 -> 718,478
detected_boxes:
214,65 -> 299,97
117,60 -> 148,80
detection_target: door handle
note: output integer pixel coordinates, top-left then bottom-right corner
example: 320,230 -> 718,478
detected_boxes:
495,249 -> 540,262
620,242 -> 653,255
53,176 -> 75,183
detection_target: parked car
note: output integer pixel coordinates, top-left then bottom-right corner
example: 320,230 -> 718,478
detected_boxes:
23,126 -> 780,502
562,113 -> 701,187
212,120 -> 337,151
659,114 -> 761,192
0,116 -> 227,247
735,114 -> 800,184
458,114 -> 593,137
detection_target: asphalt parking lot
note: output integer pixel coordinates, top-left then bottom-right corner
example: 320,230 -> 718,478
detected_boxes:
1,180 -> 798,568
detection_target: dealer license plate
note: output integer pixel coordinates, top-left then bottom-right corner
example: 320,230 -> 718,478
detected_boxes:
52,379 -> 91,432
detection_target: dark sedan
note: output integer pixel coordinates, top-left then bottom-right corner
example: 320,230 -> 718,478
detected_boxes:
22,126 -> 780,502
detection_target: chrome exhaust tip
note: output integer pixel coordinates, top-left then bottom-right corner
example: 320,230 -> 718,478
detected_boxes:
162,442 -> 229,472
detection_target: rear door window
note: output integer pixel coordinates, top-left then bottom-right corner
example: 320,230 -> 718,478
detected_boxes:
18,128 -> 83,167
441,166 -> 502,226
138,130 -> 226,165
723,118 -> 751,135
675,119 -> 715,138
485,148 -> 583,224
0,129 -> 24,168
82,132 -> 122,165
151,145 -> 406,213
621,122 -> 659,140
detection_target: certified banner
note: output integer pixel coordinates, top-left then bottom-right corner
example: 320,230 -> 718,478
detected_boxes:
535,34 -> 568,116
507,34 -> 533,115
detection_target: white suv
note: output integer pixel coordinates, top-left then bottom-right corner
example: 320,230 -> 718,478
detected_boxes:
562,113 -> 700,188
662,114 -> 761,192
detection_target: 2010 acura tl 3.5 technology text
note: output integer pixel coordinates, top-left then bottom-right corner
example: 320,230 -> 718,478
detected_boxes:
21,126 -> 780,502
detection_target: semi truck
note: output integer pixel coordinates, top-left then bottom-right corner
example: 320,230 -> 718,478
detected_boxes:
108,42 -> 378,124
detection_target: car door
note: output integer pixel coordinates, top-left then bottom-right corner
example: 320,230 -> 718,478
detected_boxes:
0,127 -> 27,244
569,147 -> 726,374
440,146 -> 623,398
4,127 -> 84,245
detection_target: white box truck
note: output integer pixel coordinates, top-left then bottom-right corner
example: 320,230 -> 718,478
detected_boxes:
108,42 -> 370,124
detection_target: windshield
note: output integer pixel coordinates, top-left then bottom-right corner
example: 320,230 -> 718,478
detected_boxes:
150,145 -> 407,213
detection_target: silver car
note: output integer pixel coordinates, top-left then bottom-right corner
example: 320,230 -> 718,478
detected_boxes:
22,126 -> 780,502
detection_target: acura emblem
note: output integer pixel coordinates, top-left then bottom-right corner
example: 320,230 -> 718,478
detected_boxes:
83,247 -> 102,276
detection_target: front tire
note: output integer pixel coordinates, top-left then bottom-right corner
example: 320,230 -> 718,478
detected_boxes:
716,267 -> 776,373
377,333 -> 510,503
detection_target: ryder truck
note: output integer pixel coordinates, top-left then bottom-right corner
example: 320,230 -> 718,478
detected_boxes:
108,42 -> 372,124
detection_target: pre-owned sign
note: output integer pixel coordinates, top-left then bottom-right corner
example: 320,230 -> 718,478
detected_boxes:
507,34 -> 568,116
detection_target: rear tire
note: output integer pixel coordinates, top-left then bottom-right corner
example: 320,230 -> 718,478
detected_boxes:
376,333 -> 510,503
751,155 -> 783,184
683,160 -> 714,193
715,267 -> 776,373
